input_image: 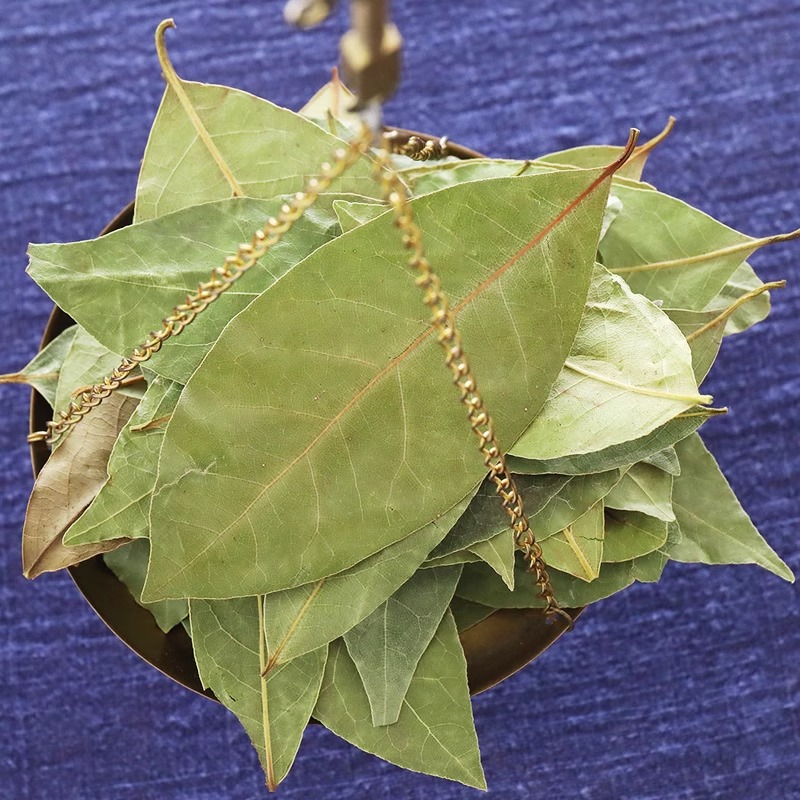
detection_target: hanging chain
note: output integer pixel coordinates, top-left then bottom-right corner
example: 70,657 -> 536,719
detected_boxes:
28,127 -> 568,623
371,138 -> 568,624
27,130 -> 373,445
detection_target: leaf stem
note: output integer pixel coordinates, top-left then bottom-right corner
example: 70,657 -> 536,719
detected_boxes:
685,280 -> 786,342
257,595 -> 277,792
612,229 -> 800,276
563,359 -> 713,406
0,371 -> 56,385
626,116 -> 676,166
155,19 -> 243,198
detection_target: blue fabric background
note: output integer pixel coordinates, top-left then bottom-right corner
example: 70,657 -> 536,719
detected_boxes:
1,1 -> 798,798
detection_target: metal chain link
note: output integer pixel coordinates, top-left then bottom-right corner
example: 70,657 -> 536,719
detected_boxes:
29,125 -> 568,623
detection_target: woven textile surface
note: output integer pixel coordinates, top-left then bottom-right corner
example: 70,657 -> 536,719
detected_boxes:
1,1 -> 798,798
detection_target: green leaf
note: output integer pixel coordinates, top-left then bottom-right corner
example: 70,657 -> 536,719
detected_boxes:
22,392 -> 137,578
457,552 -> 666,609
640,445 -> 681,476
507,408 -> 718,475
261,495 -> 470,668
468,530 -> 516,589
665,279 -> 784,382
51,326 -> 144,427
431,469 -> 622,561
315,612 -> 485,789
28,196 -> 350,384
333,198 -> 388,233
603,509 -> 669,562
604,461 -> 675,521
601,182 -> 799,309
144,167 -> 614,601
449,597 -> 495,632
104,539 -> 188,633
541,501 -> 604,581
510,264 -> 708,461
0,326 -> 77,407
343,565 -> 462,726
298,79 -> 362,136
670,434 -> 793,581
190,597 -> 326,790
135,80 -> 381,222
703,261 -> 774,335
63,376 -> 182,546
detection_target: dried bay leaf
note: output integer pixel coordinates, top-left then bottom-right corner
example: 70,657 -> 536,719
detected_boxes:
510,264 -> 708,461
601,183 -> 799,310
28,195 -> 355,385
433,469 -> 622,562
0,325 -> 77,407
135,79 -> 381,222
63,376 -> 182,546
315,612 -> 485,789
22,392 -> 138,578
665,279 -> 784,382
640,445 -> 681,476
104,539 -> 188,633
507,408 -> 716,476
343,565 -> 462,726
143,167 -> 616,601
190,597 -> 326,790
602,509 -> 669,563
261,492 -> 473,667
457,552 -> 667,609
333,198 -> 388,233
541,501 -> 604,581
604,461 -> 675,521
449,597 -> 495,633
468,530 -> 516,589
703,261 -> 773,335
670,434 -> 793,581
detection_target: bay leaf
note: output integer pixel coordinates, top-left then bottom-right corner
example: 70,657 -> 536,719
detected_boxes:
52,326 -> 142,423
28,196 -> 353,385
604,461 -> 675,521
343,565 -> 462,726
0,325 -> 77,407
104,539 -> 188,633
601,183 -> 799,310
298,78 -> 362,135
510,264 -> 708,461
22,392 -> 138,578
315,612 -> 485,789
135,79 -> 381,222
449,597 -> 495,632
670,434 -> 793,581
433,469 -> 622,562
333,198 -> 388,233
468,530 -> 516,589
602,508 -> 669,562
189,597 -> 326,790
457,551 -> 666,609
143,166 -> 616,601
703,261 -> 773,335
63,376 -> 182,546
261,492 -> 473,667
640,445 -> 681,476
665,279 -> 784,382
506,407 -> 718,475
540,501 -> 604,581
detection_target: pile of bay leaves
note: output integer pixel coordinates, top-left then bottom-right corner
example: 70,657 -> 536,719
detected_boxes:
14,70 -> 795,791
